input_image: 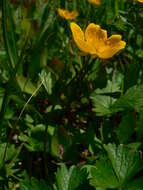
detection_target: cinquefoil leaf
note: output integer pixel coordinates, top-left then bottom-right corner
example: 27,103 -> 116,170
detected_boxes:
104,144 -> 143,185
88,157 -> 119,189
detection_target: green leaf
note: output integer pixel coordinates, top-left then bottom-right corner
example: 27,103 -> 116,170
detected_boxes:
51,126 -> 71,158
124,63 -> 140,92
105,0 -> 116,24
7,1 -> 18,64
2,0 -> 18,68
104,144 -> 143,185
35,2 -> 48,27
56,164 -> 70,190
20,176 -> 51,190
88,62 -> 107,88
125,176 -> 143,190
93,85 -> 143,115
16,75 -> 36,95
0,143 -> 22,183
56,164 -> 86,190
68,166 -> 87,190
136,111 -> 143,141
116,112 -> 136,143
0,143 -> 16,167
40,0 -> 57,39
39,70 -> 53,95
21,18 -> 31,36
112,85 -> 143,113
136,34 -> 142,47
91,94 -> 116,116
20,124 -> 50,152
91,70 -> 123,116
88,157 -> 119,189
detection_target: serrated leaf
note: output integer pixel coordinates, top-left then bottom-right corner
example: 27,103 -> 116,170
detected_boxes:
56,164 -> 70,190
68,166 -> 86,190
93,85 -> 143,115
21,124 -> 50,152
89,157 -> 119,189
91,94 -> 116,116
39,70 -> 53,95
56,164 -> 86,190
91,70 -> 122,116
20,176 -> 51,190
112,85 -> 143,113
105,144 -> 143,185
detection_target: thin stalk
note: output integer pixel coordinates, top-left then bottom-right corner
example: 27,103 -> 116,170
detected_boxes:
2,79 -> 43,164
17,80 -> 44,122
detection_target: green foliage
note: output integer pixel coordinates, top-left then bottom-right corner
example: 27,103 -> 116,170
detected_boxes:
0,0 -> 143,189
105,144 -> 143,185
20,175 -> 51,190
88,144 -> 143,189
116,112 -> 136,143
89,157 -> 119,189
56,164 -> 86,190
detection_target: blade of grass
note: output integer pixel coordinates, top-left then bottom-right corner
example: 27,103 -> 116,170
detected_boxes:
7,0 -> 18,64
40,0 -> 57,40
2,0 -> 16,68
0,0 -> 28,126
0,37 -> 28,127
1,38 -> 28,164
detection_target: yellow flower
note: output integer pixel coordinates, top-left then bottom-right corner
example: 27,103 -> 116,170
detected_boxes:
70,22 -> 126,59
57,8 -> 78,20
137,0 -> 143,3
88,0 -> 101,5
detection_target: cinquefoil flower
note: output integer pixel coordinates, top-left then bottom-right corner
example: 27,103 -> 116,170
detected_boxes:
70,22 -> 126,59
88,0 -> 101,5
58,8 -> 78,20
137,0 -> 143,3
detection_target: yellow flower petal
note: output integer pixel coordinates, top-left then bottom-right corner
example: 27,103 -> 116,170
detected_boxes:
70,22 -> 94,54
88,0 -> 101,5
70,22 -> 126,59
85,23 -> 107,50
137,0 -> 143,3
97,35 -> 126,59
106,35 -> 122,44
58,8 -> 78,20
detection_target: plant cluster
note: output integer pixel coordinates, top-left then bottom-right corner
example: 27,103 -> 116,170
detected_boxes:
0,0 -> 143,190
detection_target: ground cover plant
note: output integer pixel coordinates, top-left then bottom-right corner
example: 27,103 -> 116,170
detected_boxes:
0,0 -> 143,189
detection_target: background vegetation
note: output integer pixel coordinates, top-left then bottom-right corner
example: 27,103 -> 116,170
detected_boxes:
0,0 -> 143,189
